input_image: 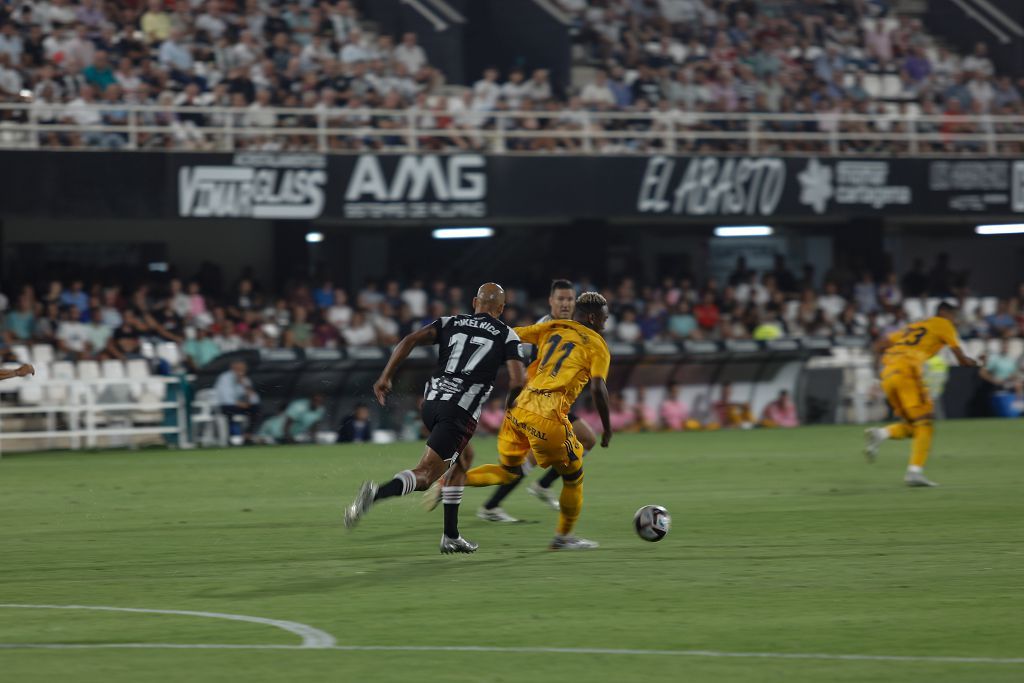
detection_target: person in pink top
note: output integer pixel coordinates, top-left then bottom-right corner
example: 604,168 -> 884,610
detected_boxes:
661,382 -> 690,431
632,386 -> 659,431
608,391 -> 637,432
760,389 -> 799,428
477,398 -> 505,434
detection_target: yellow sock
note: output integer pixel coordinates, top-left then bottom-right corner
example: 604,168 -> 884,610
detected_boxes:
556,470 -> 584,537
886,422 -> 913,439
909,420 -> 933,468
465,464 -> 519,487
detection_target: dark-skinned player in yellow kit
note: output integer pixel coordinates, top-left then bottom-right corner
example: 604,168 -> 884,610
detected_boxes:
864,301 -> 977,487
464,292 -> 612,550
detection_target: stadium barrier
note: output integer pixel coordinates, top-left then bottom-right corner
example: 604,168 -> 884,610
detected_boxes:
193,338 -> 844,434
0,375 -> 189,455
1,103 -> 1021,157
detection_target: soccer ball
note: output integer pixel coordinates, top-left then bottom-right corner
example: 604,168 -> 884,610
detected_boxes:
633,505 -> 671,542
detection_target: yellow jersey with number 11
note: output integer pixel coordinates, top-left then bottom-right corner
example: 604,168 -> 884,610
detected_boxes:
882,316 -> 962,369
513,319 -> 611,419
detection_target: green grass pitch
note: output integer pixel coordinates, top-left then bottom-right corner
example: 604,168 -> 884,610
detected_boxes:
1,420 -> 1022,682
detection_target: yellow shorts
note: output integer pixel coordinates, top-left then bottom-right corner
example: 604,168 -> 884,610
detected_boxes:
497,406 -> 584,470
881,363 -> 934,421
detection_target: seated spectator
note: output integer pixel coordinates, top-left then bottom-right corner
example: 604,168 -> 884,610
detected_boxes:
980,339 -> 1023,399
694,291 -> 720,332
258,394 -> 326,444
614,307 -> 642,343
666,301 -> 698,340
56,305 -> 90,358
631,386 -> 658,431
660,382 -> 692,431
214,360 -> 261,444
986,299 -> 1017,337
478,397 -> 505,434
184,327 -> 221,370
342,309 -> 377,347
760,390 -> 800,428
608,391 -> 637,432
337,403 -> 373,443
712,382 -> 754,429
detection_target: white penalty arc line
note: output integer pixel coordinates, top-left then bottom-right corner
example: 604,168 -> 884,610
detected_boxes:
0,604 -> 336,649
0,605 -> 1021,665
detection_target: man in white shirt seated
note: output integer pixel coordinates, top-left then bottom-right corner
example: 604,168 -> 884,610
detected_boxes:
214,360 -> 261,443
393,32 -> 427,74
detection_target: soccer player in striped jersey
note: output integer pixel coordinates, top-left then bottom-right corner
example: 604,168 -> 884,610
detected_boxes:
343,283 -> 526,554
477,279 -> 601,522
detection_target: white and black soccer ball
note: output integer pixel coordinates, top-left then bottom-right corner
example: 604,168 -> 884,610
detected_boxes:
633,505 -> 671,542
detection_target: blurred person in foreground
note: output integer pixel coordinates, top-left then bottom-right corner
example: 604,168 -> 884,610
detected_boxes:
864,302 -> 977,487
760,390 -> 799,428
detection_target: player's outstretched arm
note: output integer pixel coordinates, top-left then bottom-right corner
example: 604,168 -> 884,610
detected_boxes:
590,377 -> 612,447
504,359 -> 526,408
373,325 -> 438,406
951,347 -> 978,368
0,364 -> 35,381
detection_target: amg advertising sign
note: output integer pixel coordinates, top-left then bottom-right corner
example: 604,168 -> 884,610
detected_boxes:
178,154 -> 327,219
341,154 -> 487,219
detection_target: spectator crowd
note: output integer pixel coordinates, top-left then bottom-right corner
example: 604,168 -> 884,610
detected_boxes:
0,0 -> 1020,153
2,253 -> 1023,370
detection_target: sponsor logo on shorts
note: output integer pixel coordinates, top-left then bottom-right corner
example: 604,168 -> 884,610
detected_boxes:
508,413 -> 547,440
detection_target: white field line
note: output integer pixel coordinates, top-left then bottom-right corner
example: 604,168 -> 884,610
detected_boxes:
1,605 -> 1022,665
0,604 -> 336,649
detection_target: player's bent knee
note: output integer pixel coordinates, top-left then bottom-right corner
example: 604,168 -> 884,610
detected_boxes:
561,467 -> 584,486
501,464 -> 524,479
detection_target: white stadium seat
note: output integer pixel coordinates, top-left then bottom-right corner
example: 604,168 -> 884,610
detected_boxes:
903,299 -> 926,321
46,360 -> 76,403
101,360 -> 126,380
10,345 -> 30,364
31,344 -> 55,365
964,339 -> 986,359
77,360 -> 101,381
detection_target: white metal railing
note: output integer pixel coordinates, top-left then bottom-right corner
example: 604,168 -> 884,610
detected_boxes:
1,102 -> 1023,156
0,375 -> 188,454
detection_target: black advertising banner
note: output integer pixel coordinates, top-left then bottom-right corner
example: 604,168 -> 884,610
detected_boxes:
1,151 -> 1023,221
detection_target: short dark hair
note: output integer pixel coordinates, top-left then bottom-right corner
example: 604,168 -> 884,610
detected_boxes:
937,301 -> 958,315
550,279 -> 574,294
575,292 -> 608,318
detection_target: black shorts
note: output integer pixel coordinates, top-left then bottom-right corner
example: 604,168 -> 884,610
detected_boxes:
567,412 -> 579,424
421,400 -> 478,463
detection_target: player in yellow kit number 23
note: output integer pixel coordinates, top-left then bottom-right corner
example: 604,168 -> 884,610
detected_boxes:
864,301 -> 977,487
465,292 -> 613,550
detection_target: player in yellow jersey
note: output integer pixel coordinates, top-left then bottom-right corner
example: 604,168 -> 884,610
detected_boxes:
864,302 -> 977,487
464,292 -> 612,549
476,279 -> 601,522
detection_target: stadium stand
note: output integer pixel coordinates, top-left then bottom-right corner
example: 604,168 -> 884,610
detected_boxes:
0,0 -> 1021,153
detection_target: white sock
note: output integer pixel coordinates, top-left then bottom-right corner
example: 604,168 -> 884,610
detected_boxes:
907,465 -> 923,474
395,469 -> 416,496
875,428 -> 890,441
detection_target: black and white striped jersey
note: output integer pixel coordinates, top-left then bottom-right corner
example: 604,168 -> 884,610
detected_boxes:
423,313 -> 523,420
